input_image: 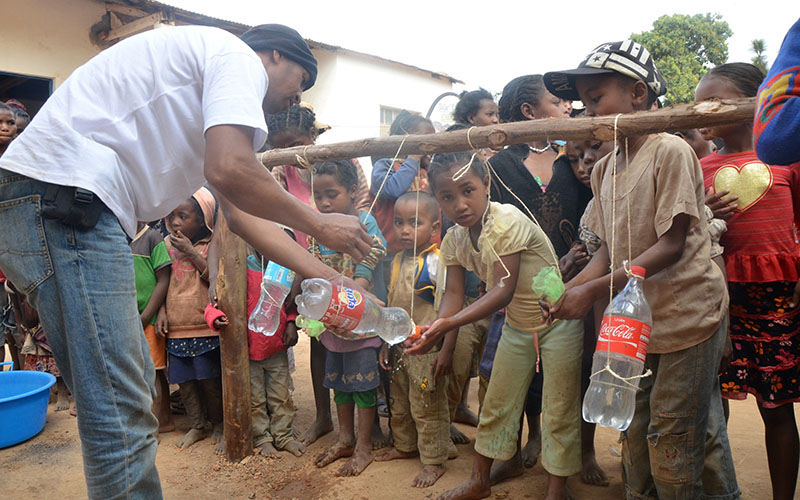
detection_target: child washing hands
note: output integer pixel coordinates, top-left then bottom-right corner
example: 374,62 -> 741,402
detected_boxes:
405,152 -> 583,500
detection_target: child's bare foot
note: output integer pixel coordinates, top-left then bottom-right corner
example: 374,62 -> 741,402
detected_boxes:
521,433 -> 541,467
301,417 -> 334,445
256,440 -> 279,458
450,424 -> 470,445
413,464 -> 446,488
375,447 -> 418,462
335,445 -> 373,477
69,407 -> 77,417
281,439 -> 306,457
544,480 -> 573,500
581,451 -> 609,486
437,477 -> 491,500
210,423 -> 223,444
371,424 -> 392,450
454,405 -> 479,427
489,451 -> 524,486
55,391 -> 71,411
176,428 -> 207,449
315,440 -> 355,468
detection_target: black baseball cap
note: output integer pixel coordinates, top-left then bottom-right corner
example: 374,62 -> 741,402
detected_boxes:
544,40 -> 667,101
241,24 -> 318,90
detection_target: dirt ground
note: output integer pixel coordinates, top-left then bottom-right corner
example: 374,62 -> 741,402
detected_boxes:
1,336 -> 793,500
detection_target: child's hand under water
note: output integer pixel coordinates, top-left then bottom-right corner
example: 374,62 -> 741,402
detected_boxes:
404,317 -> 452,355
379,343 -> 392,370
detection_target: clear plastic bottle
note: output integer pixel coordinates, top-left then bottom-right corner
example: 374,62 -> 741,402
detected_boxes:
583,266 -> 652,431
248,261 -> 295,336
295,278 -> 420,345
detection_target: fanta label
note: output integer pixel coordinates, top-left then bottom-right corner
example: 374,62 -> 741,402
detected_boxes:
264,261 -> 295,288
596,316 -> 650,361
320,285 -> 366,329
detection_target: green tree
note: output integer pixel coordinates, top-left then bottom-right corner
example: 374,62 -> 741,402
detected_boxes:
631,13 -> 732,105
750,39 -> 769,75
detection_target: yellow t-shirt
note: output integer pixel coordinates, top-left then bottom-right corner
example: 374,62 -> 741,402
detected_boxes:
440,202 -> 558,334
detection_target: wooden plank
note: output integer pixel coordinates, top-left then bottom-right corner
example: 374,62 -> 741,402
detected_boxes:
215,214 -> 253,462
104,11 -> 164,41
105,3 -> 149,18
259,97 -> 755,168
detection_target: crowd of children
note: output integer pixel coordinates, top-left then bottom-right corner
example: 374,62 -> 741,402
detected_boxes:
3,26 -> 800,500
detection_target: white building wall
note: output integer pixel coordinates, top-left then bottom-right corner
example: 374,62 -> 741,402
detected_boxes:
303,50 -> 454,180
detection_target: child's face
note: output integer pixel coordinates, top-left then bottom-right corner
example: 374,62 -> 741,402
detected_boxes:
694,76 -> 745,142
312,173 -> 355,215
167,200 -> 203,241
393,199 -> 439,250
269,129 -> 314,149
566,139 -> 614,187
469,99 -> 500,126
675,130 -> 714,160
576,74 -> 643,117
432,167 -> 489,230
0,111 -> 17,146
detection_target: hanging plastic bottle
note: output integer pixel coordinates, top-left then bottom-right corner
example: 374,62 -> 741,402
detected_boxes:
583,266 -> 652,431
295,278 -> 420,345
248,261 -> 295,336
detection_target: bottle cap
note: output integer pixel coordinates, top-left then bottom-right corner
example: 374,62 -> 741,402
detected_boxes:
630,266 -> 646,279
407,325 -> 421,341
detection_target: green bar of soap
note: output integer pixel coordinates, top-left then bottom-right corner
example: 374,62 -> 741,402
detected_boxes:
531,266 -> 565,303
296,316 -> 325,338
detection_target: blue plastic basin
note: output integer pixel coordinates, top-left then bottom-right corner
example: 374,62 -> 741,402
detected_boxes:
0,370 -> 56,448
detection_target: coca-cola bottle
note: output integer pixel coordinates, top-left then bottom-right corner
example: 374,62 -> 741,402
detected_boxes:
295,278 -> 420,345
583,265 -> 652,431
248,261 -> 295,336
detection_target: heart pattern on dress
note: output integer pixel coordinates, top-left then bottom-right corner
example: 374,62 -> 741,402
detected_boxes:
712,161 -> 773,212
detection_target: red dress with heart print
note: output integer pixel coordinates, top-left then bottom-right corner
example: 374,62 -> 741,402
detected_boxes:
702,150 -> 800,283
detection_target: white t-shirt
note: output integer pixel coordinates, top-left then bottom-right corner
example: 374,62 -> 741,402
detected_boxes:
0,26 -> 269,236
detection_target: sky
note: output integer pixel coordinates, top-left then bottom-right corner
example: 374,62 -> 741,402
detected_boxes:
165,0 -> 796,93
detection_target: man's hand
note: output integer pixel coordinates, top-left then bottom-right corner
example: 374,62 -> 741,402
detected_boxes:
432,347 -> 454,379
705,188 -> 739,220
404,317 -> 452,355
559,243 -> 589,282
169,230 -> 195,255
315,213 -> 373,262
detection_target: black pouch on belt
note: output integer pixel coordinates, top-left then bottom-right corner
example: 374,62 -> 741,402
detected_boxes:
41,184 -> 105,229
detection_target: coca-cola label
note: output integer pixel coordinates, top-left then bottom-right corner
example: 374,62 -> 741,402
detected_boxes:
319,285 -> 365,330
596,316 -> 650,361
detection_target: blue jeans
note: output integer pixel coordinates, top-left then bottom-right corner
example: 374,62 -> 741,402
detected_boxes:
622,317 -> 739,500
0,170 -> 162,499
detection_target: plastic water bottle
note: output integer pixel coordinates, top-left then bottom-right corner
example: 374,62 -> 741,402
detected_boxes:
583,266 -> 652,431
248,261 -> 295,336
295,278 -> 420,345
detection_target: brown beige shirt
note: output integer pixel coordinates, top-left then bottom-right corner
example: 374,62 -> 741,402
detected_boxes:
441,202 -> 558,334
587,133 -> 728,353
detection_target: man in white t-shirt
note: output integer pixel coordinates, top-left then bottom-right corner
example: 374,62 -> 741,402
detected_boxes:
0,24 -> 371,500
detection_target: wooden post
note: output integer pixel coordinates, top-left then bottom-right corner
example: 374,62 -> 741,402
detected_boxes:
215,214 -> 252,462
258,97 -> 756,168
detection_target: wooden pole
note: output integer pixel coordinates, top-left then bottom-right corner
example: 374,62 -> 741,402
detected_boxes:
215,213 -> 252,462
259,97 -> 755,168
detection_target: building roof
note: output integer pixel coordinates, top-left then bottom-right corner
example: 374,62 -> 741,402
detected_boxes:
97,0 -> 462,84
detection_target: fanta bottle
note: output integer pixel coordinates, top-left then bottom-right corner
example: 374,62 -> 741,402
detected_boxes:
295,278 -> 419,345
582,266 -> 652,431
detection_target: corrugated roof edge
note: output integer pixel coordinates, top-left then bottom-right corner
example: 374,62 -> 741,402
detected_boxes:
99,0 -> 463,84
